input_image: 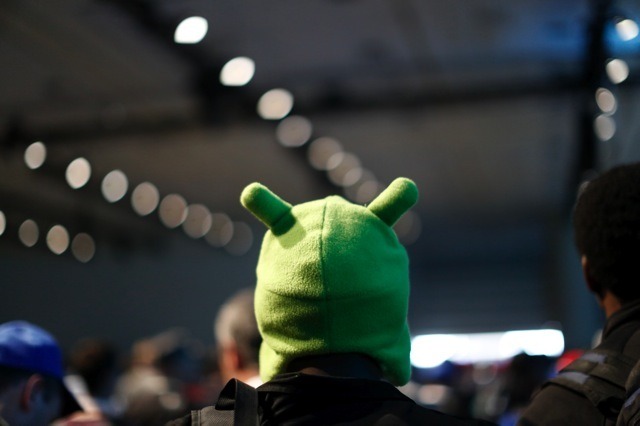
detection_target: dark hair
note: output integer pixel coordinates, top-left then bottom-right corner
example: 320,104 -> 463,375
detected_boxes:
67,339 -> 118,395
215,288 -> 261,366
573,162 -> 640,302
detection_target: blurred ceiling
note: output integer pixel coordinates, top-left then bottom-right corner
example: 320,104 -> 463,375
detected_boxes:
0,0 -> 639,259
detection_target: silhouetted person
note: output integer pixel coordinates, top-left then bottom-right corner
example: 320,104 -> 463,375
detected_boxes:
519,163 -> 640,425
66,338 -> 122,421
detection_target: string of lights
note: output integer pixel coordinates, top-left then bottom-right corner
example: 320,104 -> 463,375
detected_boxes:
16,5 -> 635,261
0,12 -> 424,259
581,2 -> 638,179
0,135 -> 255,262
173,13 -> 423,245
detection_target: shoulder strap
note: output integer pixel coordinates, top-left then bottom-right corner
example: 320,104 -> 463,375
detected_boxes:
616,356 -> 640,426
545,320 -> 640,423
190,379 -> 259,426
548,349 -> 637,420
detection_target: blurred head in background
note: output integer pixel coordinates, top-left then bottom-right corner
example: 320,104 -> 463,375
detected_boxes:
214,288 -> 261,386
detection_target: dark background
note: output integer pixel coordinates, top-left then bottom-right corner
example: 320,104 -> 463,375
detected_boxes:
1,0 -> 639,353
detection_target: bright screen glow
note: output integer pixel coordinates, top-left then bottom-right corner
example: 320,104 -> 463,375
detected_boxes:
411,329 -> 564,368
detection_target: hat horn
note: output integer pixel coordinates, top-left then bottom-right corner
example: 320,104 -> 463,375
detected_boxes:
367,178 -> 418,227
241,182 -> 293,232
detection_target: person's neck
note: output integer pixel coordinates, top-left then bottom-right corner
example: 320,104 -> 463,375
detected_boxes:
286,353 -> 384,380
601,290 -> 623,318
223,367 -> 260,384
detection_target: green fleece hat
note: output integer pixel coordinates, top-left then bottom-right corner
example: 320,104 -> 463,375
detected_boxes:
240,177 -> 418,386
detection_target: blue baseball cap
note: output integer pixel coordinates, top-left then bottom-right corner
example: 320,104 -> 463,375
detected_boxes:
0,321 -> 64,378
0,321 -> 82,417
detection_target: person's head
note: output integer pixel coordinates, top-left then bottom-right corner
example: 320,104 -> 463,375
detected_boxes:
0,321 -> 81,425
573,162 -> 640,304
67,338 -> 119,398
214,288 -> 261,382
150,328 -> 202,383
241,177 -> 418,386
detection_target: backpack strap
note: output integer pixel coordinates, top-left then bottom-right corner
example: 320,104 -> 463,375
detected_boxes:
548,349 -> 636,420
617,385 -> 640,425
616,358 -> 640,426
189,379 -> 259,426
544,318 -> 640,423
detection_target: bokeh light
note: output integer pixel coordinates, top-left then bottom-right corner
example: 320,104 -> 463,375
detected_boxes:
24,141 -> 47,170
595,88 -> 616,115
594,114 -> 616,141
327,153 -> 362,187
394,210 -> 422,245
355,180 -> 381,204
18,219 -> 39,247
159,194 -> 188,228
606,59 -> 629,84
220,57 -> 255,86
205,213 -> 234,247
616,18 -> 639,41
344,170 -> 380,204
224,222 -> 253,256
257,89 -> 294,120
183,204 -> 212,238
131,182 -> 160,216
46,225 -> 69,255
276,116 -> 313,147
174,16 -> 208,44
307,137 -> 343,170
71,233 -> 96,263
101,170 -> 129,203
66,157 -> 92,189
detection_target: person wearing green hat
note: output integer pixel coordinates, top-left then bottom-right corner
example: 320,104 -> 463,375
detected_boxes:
169,177 -> 493,425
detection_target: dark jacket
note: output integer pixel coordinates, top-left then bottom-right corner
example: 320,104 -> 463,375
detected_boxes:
255,373 -> 493,425
518,300 -> 640,426
170,372 -> 494,425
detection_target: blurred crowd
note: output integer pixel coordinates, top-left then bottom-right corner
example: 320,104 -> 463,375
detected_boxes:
58,328 -> 568,425
57,288 -> 261,425
3,166 -> 640,425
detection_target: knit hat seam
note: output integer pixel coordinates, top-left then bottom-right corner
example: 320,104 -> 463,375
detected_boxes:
257,285 -> 395,302
319,199 -> 331,349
